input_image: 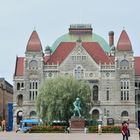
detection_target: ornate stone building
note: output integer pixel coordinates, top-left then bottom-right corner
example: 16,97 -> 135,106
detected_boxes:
13,24 -> 140,127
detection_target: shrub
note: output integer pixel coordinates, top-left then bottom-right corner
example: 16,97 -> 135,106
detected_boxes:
88,126 -> 98,133
88,125 -> 121,133
29,126 -> 65,133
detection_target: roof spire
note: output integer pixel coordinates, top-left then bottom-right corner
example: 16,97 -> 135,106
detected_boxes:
117,30 -> 132,51
26,30 -> 42,52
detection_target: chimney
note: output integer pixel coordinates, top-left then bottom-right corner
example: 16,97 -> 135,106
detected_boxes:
108,31 -> 114,47
69,24 -> 92,35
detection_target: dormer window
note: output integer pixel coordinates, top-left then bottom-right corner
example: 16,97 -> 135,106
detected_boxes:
71,55 -> 87,61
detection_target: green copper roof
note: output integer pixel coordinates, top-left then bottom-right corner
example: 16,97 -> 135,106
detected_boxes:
51,33 -> 110,52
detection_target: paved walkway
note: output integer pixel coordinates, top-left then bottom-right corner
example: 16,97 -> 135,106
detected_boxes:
0,131 -> 139,140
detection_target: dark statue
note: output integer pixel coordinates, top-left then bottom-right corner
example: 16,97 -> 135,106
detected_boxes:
73,97 -> 81,117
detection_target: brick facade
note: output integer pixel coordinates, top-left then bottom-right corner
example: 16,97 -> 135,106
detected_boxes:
0,78 -> 13,124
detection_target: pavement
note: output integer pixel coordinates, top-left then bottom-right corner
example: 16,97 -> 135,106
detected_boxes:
0,131 -> 139,140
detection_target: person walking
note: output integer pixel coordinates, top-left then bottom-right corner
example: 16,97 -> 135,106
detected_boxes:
121,122 -> 129,140
98,123 -> 102,135
136,123 -> 140,140
1,120 -> 6,132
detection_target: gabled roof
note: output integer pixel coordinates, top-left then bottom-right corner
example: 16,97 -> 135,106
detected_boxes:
117,30 -> 132,51
14,57 -> 24,76
45,42 -> 112,65
134,57 -> 140,76
45,42 -> 75,64
26,30 -> 42,52
82,42 -> 112,64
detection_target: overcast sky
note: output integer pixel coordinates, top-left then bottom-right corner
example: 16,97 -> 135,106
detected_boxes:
0,0 -> 140,84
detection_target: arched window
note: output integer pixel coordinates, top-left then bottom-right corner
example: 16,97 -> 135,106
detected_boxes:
30,111 -> 37,118
17,83 -> 20,90
21,82 -> 24,88
121,111 -> 129,117
17,94 -> 23,106
92,109 -> 99,119
93,85 -> 98,101
75,66 -> 84,79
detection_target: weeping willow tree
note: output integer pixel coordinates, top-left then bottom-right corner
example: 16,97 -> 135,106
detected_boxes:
36,75 -> 91,122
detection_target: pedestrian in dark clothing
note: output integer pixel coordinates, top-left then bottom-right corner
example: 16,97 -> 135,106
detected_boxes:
121,122 -> 129,140
136,124 -> 140,139
138,127 -> 140,140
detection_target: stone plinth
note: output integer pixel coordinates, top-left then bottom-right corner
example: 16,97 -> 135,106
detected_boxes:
69,117 -> 85,132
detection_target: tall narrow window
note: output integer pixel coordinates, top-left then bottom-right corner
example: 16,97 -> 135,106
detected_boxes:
75,66 -> 84,79
104,108 -> 107,116
21,83 -> 24,88
121,81 -> 123,89
127,91 -> 129,100
29,80 -> 38,101
17,94 -> 23,106
135,82 -> 138,88
120,80 -> 130,101
106,90 -> 109,100
93,85 -> 98,101
121,91 -> 123,100
17,83 -> 20,90
29,91 -> 31,100
33,92 -> 34,100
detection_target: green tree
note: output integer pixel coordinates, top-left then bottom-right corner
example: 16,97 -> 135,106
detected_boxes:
36,75 -> 91,122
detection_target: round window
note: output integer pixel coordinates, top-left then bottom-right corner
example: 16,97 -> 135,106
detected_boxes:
106,73 -> 110,77
48,72 -> 52,77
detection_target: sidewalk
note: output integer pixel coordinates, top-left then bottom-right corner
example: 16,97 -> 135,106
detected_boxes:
0,132 -> 139,140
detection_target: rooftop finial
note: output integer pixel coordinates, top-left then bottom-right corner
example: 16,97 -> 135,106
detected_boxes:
123,26 -> 125,30
77,35 -> 82,42
34,27 -> 36,31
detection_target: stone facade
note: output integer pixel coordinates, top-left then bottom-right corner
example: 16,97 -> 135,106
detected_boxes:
13,24 -> 140,128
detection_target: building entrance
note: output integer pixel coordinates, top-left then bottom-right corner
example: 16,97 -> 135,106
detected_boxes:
92,109 -> 99,120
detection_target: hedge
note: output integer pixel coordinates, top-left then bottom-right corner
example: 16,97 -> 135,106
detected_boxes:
88,126 -> 121,133
29,126 -> 65,133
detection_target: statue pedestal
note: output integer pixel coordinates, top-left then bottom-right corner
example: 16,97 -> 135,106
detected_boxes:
69,117 -> 85,133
